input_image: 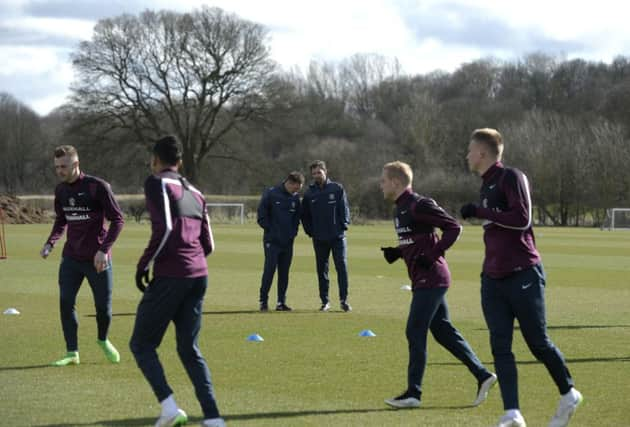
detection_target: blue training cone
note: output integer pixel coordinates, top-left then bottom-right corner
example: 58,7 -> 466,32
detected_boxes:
247,333 -> 264,342
359,329 -> 376,337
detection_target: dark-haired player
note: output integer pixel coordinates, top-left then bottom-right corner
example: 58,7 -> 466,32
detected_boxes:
257,171 -> 304,311
301,160 -> 352,312
129,135 -> 225,427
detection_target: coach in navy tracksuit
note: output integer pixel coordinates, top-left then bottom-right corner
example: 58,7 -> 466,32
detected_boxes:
257,172 -> 304,311
301,160 -> 352,312
379,161 -> 496,410
461,128 -> 582,427
130,136 -> 225,427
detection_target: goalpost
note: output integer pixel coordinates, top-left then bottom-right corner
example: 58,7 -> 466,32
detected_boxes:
206,203 -> 245,224
602,208 -> 630,230
0,208 -> 7,259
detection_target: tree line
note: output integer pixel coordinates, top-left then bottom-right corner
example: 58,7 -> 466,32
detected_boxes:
2,7 -> 630,226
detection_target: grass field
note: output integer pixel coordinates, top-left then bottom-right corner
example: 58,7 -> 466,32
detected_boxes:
1,223 -> 629,426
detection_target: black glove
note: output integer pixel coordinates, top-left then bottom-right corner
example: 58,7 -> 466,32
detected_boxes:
135,269 -> 150,293
416,254 -> 434,269
460,203 -> 478,219
381,246 -> 402,264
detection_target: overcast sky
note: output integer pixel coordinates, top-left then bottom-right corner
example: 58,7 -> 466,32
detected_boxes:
1,0 -> 629,116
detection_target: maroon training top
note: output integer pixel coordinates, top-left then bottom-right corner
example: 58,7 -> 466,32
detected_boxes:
475,162 -> 541,279
137,168 -> 213,278
46,173 -> 124,262
394,189 -> 462,289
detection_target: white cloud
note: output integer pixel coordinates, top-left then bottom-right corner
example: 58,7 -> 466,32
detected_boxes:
0,46 -> 64,75
0,46 -> 73,114
3,0 -> 630,115
5,16 -> 94,41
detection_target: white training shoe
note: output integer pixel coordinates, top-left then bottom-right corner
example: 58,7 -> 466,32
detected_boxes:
494,412 -> 527,427
384,391 -> 421,409
473,373 -> 497,406
201,417 -> 226,427
548,388 -> 583,427
155,409 -> 188,427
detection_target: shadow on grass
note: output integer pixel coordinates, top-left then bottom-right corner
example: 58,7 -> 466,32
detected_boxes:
88,309 -> 342,317
0,361 -> 104,371
546,324 -> 630,330
35,405 -> 475,426
0,364 -> 52,371
34,409 -> 370,426
429,355 -> 630,367
474,324 -> 630,331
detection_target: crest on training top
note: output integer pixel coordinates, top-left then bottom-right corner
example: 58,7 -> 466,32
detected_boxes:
69,197 -> 75,207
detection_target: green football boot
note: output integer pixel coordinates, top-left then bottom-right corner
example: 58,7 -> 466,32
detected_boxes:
97,339 -> 121,363
51,351 -> 80,367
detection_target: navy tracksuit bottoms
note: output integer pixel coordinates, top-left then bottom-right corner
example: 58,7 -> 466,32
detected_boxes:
406,286 -> 491,394
58,256 -> 113,352
481,263 -> 574,410
129,276 -> 221,419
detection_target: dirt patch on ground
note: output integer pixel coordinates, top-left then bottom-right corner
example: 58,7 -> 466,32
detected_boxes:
0,195 -> 49,224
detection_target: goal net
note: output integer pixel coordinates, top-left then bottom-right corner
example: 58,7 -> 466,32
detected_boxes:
602,208 -> 630,230
206,203 -> 245,224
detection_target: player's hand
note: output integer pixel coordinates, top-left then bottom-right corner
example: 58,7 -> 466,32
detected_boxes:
381,246 -> 402,264
460,203 -> 478,219
40,243 -> 53,259
135,269 -> 150,293
94,250 -> 109,273
416,254 -> 434,270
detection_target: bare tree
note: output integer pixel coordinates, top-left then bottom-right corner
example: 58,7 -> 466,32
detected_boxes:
70,6 -> 277,183
340,53 -> 401,119
0,93 -> 46,193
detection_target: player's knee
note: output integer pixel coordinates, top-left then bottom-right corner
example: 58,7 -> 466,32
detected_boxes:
528,341 -> 554,360
129,337 -> 141,356
176,344 -> 198,362
59,296 -> 74,313
129,336 -> 154,359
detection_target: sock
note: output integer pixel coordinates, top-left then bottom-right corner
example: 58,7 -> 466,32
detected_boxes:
505,409 -> 522,419
160,394 -> 178,417
563,388 -> 580,401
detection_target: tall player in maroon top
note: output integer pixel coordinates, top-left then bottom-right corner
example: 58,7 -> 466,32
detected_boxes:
379,161 -> 496,410
40,145 -> 124,367
129,136 -> 225,427
461,128 -> 582,427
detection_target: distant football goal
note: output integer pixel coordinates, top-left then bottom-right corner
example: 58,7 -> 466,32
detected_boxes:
206,203 -> 245,224
0,208 -> 7,259
602,208 -> 630,230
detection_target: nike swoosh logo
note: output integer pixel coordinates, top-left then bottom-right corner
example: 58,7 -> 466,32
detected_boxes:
522,282 -> 532,290
77,192 -> 85,196
401,210 -> 407,214
488,184 -> 496,189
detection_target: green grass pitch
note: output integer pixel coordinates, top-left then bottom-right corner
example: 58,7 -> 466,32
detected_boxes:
1,223 -> 628,426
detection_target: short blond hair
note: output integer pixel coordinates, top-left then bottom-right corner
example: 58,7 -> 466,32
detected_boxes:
383,161 -> 413,187
54,145 -> 79,161
471,128 -> 503,160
